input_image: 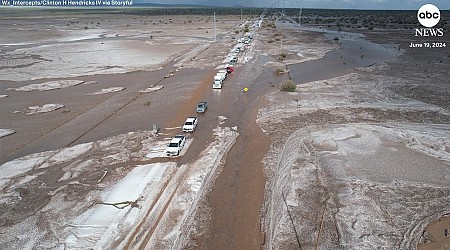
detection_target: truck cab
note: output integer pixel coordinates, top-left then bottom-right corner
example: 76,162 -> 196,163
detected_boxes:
165,135 -> 186,156
182,117 -> 198,132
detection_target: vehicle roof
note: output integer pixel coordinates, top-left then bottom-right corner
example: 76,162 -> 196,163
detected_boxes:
198,101 -> 207,105
185,117 -> 197,122
169,137 -> 183,144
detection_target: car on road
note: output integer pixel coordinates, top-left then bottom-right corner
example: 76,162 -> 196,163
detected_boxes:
229,56 -> 238,64
165,135 -> 186,156
182,117 -> 198,132
196,102 -> 208,113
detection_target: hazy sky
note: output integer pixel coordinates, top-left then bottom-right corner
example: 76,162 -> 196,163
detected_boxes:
140,0 -> 450,10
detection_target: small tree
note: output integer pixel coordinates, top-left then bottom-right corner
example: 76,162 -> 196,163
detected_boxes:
275,67 -> 285,74
280,80 -> 297,92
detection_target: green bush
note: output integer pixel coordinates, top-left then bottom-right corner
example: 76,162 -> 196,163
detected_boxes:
280,80 -> 297,92
275,67 -> 285,74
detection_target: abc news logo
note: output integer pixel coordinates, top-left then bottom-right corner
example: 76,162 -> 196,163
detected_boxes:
415,4 -> 443,37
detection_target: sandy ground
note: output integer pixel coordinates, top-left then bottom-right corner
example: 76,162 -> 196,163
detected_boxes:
0,126 -> 238,249
1,9 -> 449,250
0,14 -> 240,81
257,17 -> 450,250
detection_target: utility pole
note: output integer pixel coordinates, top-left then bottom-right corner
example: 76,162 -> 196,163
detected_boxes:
214,12 -> 217,42
240,9 -> 242,24
280,36 -> 283,54
298,0 -> 303,25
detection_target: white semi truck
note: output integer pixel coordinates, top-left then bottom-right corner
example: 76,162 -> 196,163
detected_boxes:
213,71 -> 227,89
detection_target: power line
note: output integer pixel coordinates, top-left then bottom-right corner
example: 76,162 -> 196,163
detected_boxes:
282,191 -> 303,250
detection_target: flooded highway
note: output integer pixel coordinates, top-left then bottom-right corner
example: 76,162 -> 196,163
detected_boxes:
2,10 -> 448,250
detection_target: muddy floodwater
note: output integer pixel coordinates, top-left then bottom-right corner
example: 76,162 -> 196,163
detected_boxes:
289,30 -> 400,83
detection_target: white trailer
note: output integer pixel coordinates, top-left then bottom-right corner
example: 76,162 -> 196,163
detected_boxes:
217,69 -> 228,78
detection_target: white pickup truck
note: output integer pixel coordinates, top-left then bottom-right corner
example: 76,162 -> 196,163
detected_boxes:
182,117 -> 198,132
165,135 -> 186,156
213,71 -> 227,89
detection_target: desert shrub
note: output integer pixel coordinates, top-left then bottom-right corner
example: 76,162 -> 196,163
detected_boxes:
234,29 -> 240,34
275,67 -> 285,74
279,52 -> 287,61
280,80 -> 297,92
